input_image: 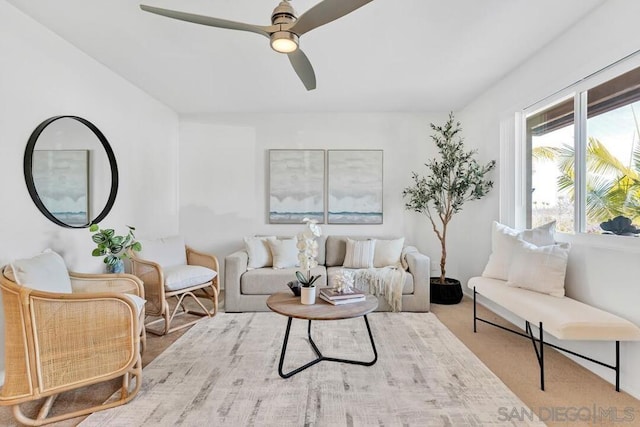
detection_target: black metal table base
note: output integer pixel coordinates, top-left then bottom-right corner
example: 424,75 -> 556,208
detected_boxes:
278,315 -> 378,378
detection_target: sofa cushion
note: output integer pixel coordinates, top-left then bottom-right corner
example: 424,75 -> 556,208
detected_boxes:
315,236 -> 326,266
241,266 -> 326,295
326,236 -> 374,267
137,236 -> 187,269
8,250 -> 72,294
267,238 -> 299,269
326,266 -> 414,295
374,238 -> 405,268
244,236 -> 275,269
343,238 -> 375,268
325,236 -> 346,267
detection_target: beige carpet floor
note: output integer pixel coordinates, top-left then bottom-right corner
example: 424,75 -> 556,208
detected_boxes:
0,294 -> 638,426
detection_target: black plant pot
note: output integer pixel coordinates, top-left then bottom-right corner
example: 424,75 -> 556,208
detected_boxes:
430,277 -> 463,305
287,280 -> 302,296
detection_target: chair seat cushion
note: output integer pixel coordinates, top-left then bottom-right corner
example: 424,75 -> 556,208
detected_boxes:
123,294 -> 146,315
164,265 -> 217,291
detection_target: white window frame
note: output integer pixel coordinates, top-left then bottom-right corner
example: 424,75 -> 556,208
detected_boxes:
505,52 -> 640,248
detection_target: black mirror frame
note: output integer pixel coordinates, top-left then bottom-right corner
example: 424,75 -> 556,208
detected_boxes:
23,115 -> 119,229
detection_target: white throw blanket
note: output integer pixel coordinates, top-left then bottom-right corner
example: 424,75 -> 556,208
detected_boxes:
353,267 -> 406,312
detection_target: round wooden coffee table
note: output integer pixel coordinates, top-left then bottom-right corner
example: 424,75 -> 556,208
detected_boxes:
267,292 -> 379,378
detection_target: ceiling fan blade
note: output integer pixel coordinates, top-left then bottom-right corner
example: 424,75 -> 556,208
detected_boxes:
290,0 -> 373,36
287,49 -> 316,91
140,4 -> 270,38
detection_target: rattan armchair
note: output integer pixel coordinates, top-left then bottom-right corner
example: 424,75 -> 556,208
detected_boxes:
0,262 -> 144,426
131,236 -> 219,335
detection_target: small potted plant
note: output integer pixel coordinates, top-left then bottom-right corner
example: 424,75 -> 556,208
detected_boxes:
296,218 -> 322,304
403,112 -> 495,304
89,223 -> 142,273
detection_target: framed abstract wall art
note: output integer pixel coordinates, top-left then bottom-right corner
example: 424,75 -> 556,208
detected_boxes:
269,149 -> 325,224
327,150 -> 383,224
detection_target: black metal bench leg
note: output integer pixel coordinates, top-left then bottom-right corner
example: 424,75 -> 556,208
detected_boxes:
473,287 -> 477,333
616,341 -> 620,392
526,321 -> 545,391
539,322 -> 545,391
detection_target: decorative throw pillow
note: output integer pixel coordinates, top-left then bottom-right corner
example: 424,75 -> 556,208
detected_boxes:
244,236 -> 275,269
267,238 -> 299,269
137,235 -> 187,268
343,238 -> 376,269
481,221 -> 556,281
519,221 -> 556,247
506,240 -> 570,297
373,237 -> 405,268
9,249 -> 72,293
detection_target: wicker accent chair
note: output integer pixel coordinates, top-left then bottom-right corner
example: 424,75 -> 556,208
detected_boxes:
0,250 -> 144,426
130,236 -> 219,335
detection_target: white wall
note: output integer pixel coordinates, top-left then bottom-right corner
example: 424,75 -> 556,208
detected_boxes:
0,1 -> 179,376
178,113 -> 451,281
457,0 -> 640,397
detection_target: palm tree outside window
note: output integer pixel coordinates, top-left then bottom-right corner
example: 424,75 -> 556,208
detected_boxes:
526,66 -> 640,235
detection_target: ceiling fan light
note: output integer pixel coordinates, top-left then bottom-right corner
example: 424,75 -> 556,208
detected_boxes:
270,31 -> 298,53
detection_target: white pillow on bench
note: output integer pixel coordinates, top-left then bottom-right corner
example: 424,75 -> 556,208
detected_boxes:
506,240 -> 570,297
482,221 -> 556,281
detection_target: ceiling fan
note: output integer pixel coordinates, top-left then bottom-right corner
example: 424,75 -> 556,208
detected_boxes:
140,0 -> 373,91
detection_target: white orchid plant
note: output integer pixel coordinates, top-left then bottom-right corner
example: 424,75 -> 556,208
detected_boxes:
295,218 -> 322,287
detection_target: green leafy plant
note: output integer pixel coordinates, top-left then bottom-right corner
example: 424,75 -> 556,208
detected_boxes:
532,137 -> 640,228
403,112 -> 496,284
89,223 -> 142,267
295,270 -> 320,287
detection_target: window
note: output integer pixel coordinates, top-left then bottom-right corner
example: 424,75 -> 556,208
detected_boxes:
525,65 -> 640,235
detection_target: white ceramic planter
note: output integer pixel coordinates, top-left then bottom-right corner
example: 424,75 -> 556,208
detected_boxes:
300,286 -> 316,305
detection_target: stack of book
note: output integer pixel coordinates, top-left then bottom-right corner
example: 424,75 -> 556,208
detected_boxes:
319,288 -> 366,305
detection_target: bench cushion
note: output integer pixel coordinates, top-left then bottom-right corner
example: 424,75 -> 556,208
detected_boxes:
469,276 -> 640,341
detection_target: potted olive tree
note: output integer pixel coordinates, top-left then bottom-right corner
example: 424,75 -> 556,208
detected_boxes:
403,112 -> 495,304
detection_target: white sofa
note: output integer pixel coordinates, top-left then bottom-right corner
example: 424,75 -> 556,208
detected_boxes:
224,235 -> 431,312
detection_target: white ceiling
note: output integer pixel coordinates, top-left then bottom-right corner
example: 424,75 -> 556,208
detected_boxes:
7,0 -> 606,114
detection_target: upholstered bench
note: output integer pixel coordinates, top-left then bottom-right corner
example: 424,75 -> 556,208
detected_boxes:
469,276 -> 640,391
470,220 -> 640,391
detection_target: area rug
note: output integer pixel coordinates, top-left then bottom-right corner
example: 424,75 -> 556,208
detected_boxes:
81,312 -> 544,426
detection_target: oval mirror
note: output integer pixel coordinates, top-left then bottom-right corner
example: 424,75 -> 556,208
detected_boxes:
23,116 -> 118,228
